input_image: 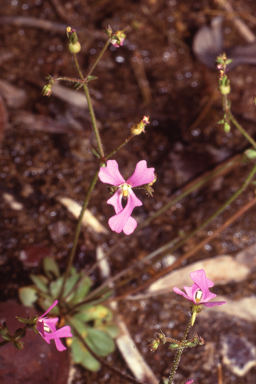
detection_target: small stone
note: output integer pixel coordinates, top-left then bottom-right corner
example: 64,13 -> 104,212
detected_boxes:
221,334 -> 256,376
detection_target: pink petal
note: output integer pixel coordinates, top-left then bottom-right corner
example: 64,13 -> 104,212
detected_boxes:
123,216 -> 137,235
204,301 -> 226,307
36,320 -> 45,336
127,160 -> 155,187
107,192 -> 138,234
44,317 -> 59,332
190,269 -> 214,288
44,326 -> 73,351
173,287 -> 191,300
190,269 -> 216,302
38,300 -> 58,320
99,160 -> 125,186
44,326 -> 73,340
107,189 -> 123,214
183,284 -> 197,301
108,190 -> 142,233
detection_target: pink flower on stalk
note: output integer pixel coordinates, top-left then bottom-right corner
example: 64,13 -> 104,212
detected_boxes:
173,269 -> 226,307
36,300 -> 73,351
111,37 -> 125,47
99,160 -> 155,235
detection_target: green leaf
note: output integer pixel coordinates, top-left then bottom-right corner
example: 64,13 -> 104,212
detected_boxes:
75,305 -> 110,323
38,297 -> 60,315
70,338 -> 100,371
50,272 -> 81,299
30,275 -> 49,293
97,323 -> 120,338
70,316 -> 88,337
68,275 -> 92,304
18,286 -> 38,307
85,328 -> 115,357
43,257 -> 60,279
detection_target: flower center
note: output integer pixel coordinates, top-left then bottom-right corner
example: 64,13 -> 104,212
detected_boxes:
195,289 -> 202,303
120,183 -> 131,197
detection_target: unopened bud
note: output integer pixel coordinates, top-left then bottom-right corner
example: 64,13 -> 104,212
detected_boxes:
67,27 -> 81,54
131,116 -> 149,135
104,25 -> 113,38
219,84 -> 230,95
147,337 -> 161,352
42,84 -> 52,97
68,41 -> 81,54
157,330 -> 166,344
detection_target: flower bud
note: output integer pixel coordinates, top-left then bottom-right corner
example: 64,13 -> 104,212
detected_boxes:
219,83 -> 231,95
68,41 -> 81,54
131,116 -> 150,135
104,25 -> 113,38
147,337 -> 161,352
67,27 -> 81,54
42,84 -> 52,97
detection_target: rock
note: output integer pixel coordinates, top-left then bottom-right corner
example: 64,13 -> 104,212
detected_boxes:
147,255 -> 250,295
221,334 -> 256,376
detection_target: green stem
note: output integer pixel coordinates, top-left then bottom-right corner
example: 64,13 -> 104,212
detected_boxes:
167,319 -> 192,384
230,113 -> 256,150
106,134 -> 134,160
84,83 -> 105,158
85,38 -> 112,81
54,76 -> 84,83
73,53 -> 105,158
58,169 -> 100,300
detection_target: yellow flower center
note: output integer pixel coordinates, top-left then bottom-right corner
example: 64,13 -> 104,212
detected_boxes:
120,183 -> 131,197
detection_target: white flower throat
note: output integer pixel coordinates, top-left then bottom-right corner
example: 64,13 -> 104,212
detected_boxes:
195,289 -> 202,303
120,183 -> 131,197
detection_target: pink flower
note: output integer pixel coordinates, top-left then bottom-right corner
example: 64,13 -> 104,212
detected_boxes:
173,269 -> 226,307
111,37 -> 125,47
185,380 -> 194,384
99,160 -> 155,235
36,300 -> 73,351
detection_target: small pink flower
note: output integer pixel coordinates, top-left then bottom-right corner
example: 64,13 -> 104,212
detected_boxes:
185,380 -> 194,384
173,269 -> 226,307
99,160 -> 155,235
36,300 -> 73,351
111,37 -> 125,47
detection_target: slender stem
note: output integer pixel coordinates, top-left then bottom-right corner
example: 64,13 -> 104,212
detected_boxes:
106,134 -> 134,160
58,169 -> 100,300
67,317 -> 142,384
83,83 -> 105,158
54,76 -> 84,83
73,52 -> 84,79
168,319 -> 192,384
85,38 -> 112,81
230,112 -> 256,150
72,53 -> 105,158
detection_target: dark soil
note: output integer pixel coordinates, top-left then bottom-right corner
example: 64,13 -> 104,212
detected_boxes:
1,1 -> 256,384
